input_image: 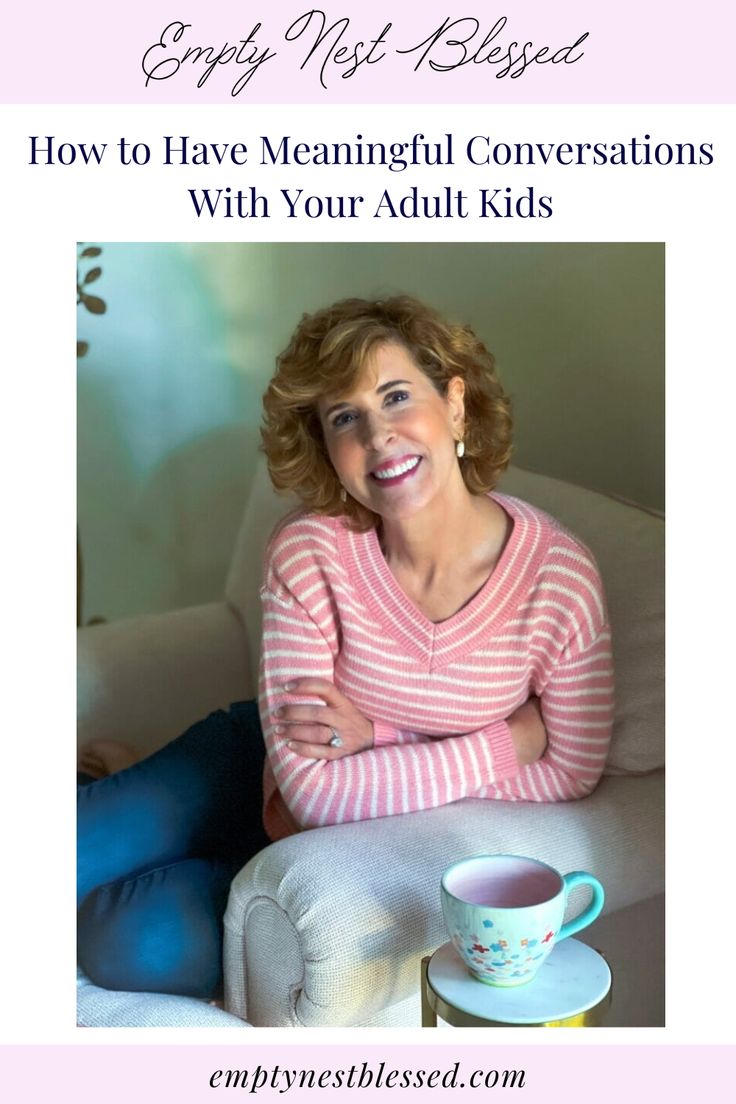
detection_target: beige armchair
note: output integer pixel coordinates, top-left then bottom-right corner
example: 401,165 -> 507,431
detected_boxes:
77,464 -> 664,1027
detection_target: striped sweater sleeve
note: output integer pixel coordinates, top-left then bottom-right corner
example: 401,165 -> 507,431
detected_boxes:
480,627 -> 614,803
259,582 -> 520,830
478,531 -> 615,803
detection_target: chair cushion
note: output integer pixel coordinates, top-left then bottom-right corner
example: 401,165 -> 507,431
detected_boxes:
226,463 -> 664,775
77,968 -> 250,1028
226,466 -> 300,685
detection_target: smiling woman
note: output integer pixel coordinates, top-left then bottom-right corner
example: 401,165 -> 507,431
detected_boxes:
78,294 -> 613,1000
257,297 -> 612,839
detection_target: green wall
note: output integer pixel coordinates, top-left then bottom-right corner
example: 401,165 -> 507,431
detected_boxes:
78,242 -> 663,622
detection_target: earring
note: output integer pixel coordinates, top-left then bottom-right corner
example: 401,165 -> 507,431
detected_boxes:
340,487 -> 347,503
455,439 -> 465,459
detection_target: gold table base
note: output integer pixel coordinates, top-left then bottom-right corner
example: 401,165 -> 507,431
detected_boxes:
421,954 -> 612,1028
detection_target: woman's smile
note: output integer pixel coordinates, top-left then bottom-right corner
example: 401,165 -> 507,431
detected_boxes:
369,454 -> 423,485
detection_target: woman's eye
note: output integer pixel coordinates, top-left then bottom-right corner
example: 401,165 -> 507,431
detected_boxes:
385,390 -> 410,406
332,411 -> 356,429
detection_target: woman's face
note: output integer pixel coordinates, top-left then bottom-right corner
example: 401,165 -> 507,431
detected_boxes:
318,342 -> 466,523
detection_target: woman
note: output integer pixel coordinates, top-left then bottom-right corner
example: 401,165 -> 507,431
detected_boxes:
77,295 -> 613,999
259,295 -> 613,835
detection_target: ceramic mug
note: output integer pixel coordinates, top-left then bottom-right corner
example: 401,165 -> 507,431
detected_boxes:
441,854 -> 605,987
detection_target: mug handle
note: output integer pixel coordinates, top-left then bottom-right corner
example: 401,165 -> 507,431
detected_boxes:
558,871 -> 605,940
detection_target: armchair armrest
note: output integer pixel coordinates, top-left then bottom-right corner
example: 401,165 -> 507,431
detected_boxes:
78,602 -> 253,757
224,771 -> 664,1027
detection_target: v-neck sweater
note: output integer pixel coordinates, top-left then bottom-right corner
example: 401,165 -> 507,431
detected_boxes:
258,493 -> 614,842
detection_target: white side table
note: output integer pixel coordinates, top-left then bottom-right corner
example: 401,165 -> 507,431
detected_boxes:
421,938 -> 612,1027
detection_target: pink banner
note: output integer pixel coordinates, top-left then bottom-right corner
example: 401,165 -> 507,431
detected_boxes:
2,1044 -> 734,1100
3,0 -> 735,104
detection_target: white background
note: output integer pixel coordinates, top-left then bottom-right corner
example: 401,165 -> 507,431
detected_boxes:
1,102 -> 734,1045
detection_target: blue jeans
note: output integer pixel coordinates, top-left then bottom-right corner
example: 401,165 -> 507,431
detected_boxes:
77,701 -> 269,999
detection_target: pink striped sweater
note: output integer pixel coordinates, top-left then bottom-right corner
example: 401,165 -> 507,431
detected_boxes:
258,493 -> 614,841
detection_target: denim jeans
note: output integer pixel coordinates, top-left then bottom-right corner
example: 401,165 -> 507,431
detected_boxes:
77,701 -> 269,999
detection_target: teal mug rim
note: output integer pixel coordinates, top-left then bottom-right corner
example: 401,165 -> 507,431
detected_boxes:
441,853 -> 565,910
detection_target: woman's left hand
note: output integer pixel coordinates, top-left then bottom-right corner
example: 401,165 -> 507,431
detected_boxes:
272,678 -> 375,759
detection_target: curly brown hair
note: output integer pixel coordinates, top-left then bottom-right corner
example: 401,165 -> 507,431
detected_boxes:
261,295 -> 513,530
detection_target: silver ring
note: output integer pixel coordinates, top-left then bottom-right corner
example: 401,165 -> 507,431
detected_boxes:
328,727 -> 343,748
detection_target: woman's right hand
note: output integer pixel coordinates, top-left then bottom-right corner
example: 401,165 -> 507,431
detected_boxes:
273,677 -> 375,760
507,696 -> 547,767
